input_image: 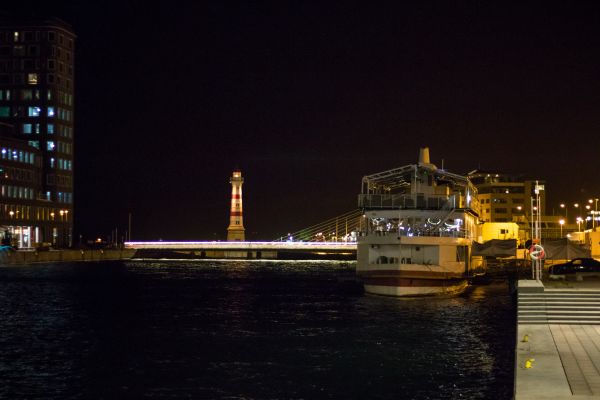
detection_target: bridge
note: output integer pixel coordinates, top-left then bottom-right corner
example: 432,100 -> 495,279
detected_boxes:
125,209 -> 364,260
125,241 -> 357,260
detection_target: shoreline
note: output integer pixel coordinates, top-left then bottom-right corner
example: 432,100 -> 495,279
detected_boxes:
0,248 -> 135,265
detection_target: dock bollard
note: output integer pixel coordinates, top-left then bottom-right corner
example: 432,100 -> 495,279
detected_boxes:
522,334 -> 529,343
525,358 -> 535,369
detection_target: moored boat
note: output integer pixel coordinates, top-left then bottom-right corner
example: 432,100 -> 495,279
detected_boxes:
356,147 -> 483,296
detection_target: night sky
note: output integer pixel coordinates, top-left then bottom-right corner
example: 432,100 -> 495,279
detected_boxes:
4,2 -> 600,241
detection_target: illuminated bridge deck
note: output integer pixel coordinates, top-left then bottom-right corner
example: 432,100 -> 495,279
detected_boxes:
125,241 -> 357,260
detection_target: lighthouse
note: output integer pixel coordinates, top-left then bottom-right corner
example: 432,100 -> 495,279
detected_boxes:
227,169 -> 245,241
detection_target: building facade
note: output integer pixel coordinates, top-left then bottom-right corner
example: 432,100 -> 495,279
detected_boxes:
468,170 -> 546,223
469,170 -> 573,241
0,16 -> 74,248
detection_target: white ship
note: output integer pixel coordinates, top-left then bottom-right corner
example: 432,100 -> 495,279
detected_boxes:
356,148 -> 482,296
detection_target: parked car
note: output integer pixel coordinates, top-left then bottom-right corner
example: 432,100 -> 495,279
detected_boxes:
548,258 -> 600,276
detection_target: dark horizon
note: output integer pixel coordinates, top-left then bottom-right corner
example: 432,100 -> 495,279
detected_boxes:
3,2 -> 600,242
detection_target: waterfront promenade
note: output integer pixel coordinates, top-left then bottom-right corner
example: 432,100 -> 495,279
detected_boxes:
515,279 -> 600,399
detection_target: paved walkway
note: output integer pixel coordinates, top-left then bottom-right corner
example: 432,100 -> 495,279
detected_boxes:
549,324 -> 600,396
515,324 -> 572,399
516,278 -> 600,399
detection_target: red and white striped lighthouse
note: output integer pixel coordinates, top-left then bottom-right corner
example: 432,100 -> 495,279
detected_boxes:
227,169 -> 245,241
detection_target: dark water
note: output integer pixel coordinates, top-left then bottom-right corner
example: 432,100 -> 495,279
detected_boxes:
0,261 -> 515,399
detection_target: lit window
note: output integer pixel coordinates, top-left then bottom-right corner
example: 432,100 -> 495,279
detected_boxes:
28,141 -> 39,149
47,90 -> 52,100
21,89 -> 33,100
50,158 -> 55,168
28,106 -> 41,117
47,107 -> 55,117
47,123 -> 54,134
0,106 -> 9,117
22,123 -> 32,134
13,32 -> 19,42
47,141 -> 55,151
0,89 -> 10,100
27,73 -> 38,85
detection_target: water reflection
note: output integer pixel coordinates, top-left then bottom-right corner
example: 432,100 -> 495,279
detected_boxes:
0,260 -> 515,399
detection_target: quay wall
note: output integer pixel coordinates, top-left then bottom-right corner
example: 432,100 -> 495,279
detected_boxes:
1,249 -> 136,265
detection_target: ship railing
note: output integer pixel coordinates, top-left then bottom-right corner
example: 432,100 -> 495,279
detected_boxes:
360,227 -> 471,239
358,193 -> 458,210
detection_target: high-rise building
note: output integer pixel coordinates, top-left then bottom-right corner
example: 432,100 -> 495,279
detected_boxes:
0,15 -> 75,248
227,170 -> 245,241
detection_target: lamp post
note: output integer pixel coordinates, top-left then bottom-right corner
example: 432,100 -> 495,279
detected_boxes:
577,217 -> 583,232
591,198 -> 599,230
560,203 -> 568,223
559,219 -> 565,237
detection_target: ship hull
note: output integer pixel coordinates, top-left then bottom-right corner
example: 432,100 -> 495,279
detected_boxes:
358,268 -> 468,297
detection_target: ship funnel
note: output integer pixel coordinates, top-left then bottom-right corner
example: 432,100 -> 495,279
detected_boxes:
418,147 -> 437,169
419,147 -> 430,165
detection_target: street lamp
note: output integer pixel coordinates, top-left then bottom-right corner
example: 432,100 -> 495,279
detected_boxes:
577,217 -> 583,232
559,219 -> 565,237
560,203 -> 569,223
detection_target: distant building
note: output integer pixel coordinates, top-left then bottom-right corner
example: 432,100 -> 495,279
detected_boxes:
469,170 -> 572,242
0,15 -> 75,248
468,170 -> 546,223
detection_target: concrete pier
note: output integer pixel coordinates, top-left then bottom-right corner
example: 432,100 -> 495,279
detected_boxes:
0,248 -> 135,265
515,279 -> 600,399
